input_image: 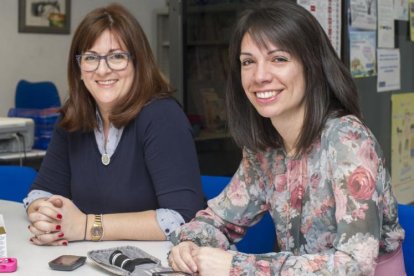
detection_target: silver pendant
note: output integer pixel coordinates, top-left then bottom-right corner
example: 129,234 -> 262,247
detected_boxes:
101,153 -> 110,166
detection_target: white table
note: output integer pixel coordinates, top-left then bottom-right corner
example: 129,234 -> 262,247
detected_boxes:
0,150 -> 46,161
0,200 -> 172,275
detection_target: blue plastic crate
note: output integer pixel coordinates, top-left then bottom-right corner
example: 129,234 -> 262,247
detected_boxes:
8,107 -> 60,150
34,135 -> 53,150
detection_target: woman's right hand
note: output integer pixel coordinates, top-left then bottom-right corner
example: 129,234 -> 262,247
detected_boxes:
169,241 -> 200,274
27,195 -> 86,245
27,197 -> 67,246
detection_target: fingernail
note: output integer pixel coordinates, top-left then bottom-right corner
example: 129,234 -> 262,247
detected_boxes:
27,225 -> 30,229
58,233 -> 64,238
57,214 -> 62,219
62,241 -> 68,246
56,225 -> 61,230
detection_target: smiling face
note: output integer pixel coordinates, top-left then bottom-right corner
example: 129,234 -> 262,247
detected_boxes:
240,33 -> 306,130
81,29 -> 134,117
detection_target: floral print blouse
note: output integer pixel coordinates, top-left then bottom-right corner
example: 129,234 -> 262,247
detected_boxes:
171,115 -> 405,275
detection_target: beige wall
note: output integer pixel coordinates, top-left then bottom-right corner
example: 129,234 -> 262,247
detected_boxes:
0,0 -> 166,115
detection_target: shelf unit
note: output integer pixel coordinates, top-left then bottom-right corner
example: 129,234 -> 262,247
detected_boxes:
156,8 -> 170,80
160,0 -> 247,175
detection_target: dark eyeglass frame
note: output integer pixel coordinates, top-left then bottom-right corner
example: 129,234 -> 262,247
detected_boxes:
75,52 -> 131,72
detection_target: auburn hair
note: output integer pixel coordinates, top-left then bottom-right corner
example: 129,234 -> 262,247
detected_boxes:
60,3 -> 173,131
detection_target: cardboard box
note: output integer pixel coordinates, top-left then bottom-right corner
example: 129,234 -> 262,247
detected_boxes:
0,215 -> 7,257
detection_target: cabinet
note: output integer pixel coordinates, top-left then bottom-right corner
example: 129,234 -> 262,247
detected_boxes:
184,3 -> 237,137
162,0 -> 248,175
156,8 -> 170,80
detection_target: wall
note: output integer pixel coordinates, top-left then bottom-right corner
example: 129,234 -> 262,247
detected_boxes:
356,20 -> 414,171
0,0 -> 166,116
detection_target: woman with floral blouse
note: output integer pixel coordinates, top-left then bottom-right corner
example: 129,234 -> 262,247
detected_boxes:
168,1 -> 405,275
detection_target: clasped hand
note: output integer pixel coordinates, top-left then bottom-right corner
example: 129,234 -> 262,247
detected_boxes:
168,241 -> 233,276
27,195 -> 85,246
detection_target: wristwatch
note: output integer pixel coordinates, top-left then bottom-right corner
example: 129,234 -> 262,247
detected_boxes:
90,214 -> 104,241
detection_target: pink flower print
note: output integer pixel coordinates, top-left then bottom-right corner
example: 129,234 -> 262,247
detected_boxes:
352,119 -> 362,128
258,179 -> 266,190
357,139 -> 379,174
351,205 -> 368,220
340,130 -> 361,143
302,255 -> 328,272
287,159 -> 306,184
227,180 -> 249,207
276,153 -> 284,161
320,198 -> 335,213
333,184 -> 347,221
256,260 -> 271,275
225,222 -> 245,235
347,166 -> 376,200
310,173 -> 320,189
230,267 -> 244,276
279,201 -> 290,217
275,174 -> 287,192
290,185 -> 304,210
256,152 -> 268,171
314,198 -> 335,217
287,160 -> 301,179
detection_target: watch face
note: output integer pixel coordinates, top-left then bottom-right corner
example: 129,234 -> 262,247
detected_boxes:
91,227 -> 103,237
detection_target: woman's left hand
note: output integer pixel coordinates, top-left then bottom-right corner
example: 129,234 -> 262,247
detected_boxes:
190,247 -> 233,276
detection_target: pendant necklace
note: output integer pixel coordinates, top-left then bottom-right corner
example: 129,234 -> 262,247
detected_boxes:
101,152 -> 110,166
101,137 -> 110,166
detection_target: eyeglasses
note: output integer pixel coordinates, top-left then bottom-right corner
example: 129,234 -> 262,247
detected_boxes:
76,52 -> 131,72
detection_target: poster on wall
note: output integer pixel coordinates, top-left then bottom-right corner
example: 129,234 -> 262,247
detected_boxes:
349,30 -> 376,78
297,0 -> 342,57
391,93 -> 414,204
377,48 -> 400,92
349,0 -> 377,30
394,0 -> 409,21
378,0 -> 395,48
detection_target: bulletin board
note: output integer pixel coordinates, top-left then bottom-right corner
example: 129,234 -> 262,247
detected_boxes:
391,93 -> 414,203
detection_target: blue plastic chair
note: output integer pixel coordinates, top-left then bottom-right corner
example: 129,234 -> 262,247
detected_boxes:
201,175 -> 276,254
0,166 -> 36,202
15,79 -> 61,109
398,204 -> 414,275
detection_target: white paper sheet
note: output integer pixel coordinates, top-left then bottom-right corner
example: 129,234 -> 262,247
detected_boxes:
377,48 -> 401,92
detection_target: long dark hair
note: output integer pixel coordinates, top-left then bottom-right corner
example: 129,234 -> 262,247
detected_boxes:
60,3 -> 173,131
226,0 -> 362,155
226,0 -> 361,156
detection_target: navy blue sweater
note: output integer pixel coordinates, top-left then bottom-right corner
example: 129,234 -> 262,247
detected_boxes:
31,98 -> 205,221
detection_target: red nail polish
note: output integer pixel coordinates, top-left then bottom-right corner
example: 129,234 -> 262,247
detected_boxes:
56,225 -> 61,230
58,233 -> 64,238
57,214 -> 62,219
62,241 -> 68,246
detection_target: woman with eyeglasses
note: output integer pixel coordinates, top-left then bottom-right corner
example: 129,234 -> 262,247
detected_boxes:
24,3 -> 204,245
168,1 -> 405,275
